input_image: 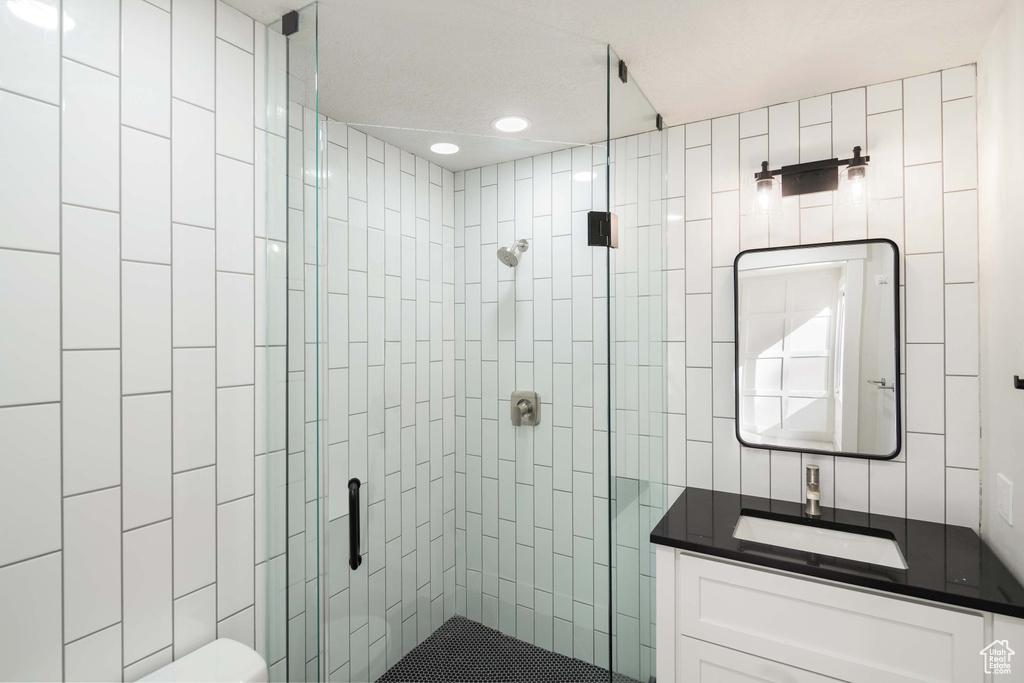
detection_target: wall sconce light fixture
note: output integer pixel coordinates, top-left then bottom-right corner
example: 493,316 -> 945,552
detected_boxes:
752,146 -> 871,215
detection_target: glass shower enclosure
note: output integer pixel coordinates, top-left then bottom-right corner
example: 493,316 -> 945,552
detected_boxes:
259,5 -> 668,681
258,3 -> 322,682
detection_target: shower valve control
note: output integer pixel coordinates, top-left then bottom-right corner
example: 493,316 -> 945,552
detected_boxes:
511,391 -> 541,427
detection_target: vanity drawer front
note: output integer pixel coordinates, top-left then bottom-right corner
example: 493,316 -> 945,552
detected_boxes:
677,552 -> 984,682
678,635 -> 848,682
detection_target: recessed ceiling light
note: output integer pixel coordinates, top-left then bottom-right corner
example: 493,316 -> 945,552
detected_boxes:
492,116 -> 531,133
573,171 -> 596,182
430,142 -> 459,155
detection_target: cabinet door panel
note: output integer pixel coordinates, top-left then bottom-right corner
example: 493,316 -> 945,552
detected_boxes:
679,636 -> 847,682
677,552 -> 983,682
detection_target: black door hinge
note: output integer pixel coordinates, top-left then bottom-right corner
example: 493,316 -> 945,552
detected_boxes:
282,10 -> 299,36
588,211 -> 619,248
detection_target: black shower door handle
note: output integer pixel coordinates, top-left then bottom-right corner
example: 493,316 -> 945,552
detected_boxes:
349,478 -> 362,570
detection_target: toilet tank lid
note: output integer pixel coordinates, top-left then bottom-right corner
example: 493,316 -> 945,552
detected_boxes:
138,639 -> 268,683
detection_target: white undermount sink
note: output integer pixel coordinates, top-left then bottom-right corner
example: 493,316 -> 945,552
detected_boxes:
732,513 -> 909,570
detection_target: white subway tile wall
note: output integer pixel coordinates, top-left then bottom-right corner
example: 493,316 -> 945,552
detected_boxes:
452,136 -> 667,678
661,67 -> 979,523
0,1 -> 289,680
321,126 -> 457,679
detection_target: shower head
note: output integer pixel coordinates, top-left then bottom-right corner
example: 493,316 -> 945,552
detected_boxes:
497,239 -> 529,268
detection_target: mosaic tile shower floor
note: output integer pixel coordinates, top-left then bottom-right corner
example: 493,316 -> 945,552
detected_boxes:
376,615 -> 640,683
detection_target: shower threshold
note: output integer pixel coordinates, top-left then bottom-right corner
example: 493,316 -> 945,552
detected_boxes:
376,615 -> 640,683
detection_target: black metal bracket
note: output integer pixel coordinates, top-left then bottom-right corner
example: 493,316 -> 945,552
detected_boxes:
656,113 -> 664,132
1014,375 -> 1024,390
618,59 -> 628,84
282,10 -> 299,36
588,211 -> 618,248
782,165 -> 839,196
349,478 -> 362,570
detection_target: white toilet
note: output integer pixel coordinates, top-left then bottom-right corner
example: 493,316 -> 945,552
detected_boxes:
139,639 -> 268,682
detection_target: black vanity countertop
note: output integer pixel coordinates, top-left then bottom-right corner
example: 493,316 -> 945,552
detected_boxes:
650,487 -> 1024,620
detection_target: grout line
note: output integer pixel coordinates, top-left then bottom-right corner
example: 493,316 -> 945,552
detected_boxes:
116,0 -> 127,670
61,201 -> 120,216
172,94 -> 215,115
173,580 -> 216,602
57,4 -> 67,676
169,2 -> 177,646
63,483 -> 121,500
139,0 -> 169,12
63,54 -> 120,79
63,621 -> 122,648
0,399 -> 62,410
122,645 -> 173,671
122,121 -> 170,140
0,244 -> 62,257
216,150 -> 256,167
121,257 -> 173,267
123,389 -> 173,398
124,516 -> 172,535
216,601 -> 256,625
0,548 -> 62,572
218,492 -> 256,507
939,71 -> 948,526
0,84 -> 61,107
212,0 -> 221,644
172,220 -> 216,232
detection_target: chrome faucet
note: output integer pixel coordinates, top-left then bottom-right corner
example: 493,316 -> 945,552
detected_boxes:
806,465 -> 821,517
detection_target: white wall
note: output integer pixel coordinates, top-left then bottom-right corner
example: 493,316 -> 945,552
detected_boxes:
978,0 -> 1024,582
0,1 -> 287,680
662,66 -> 981,527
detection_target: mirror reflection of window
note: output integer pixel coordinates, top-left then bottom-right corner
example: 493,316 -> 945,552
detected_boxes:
734,241 -> 900,459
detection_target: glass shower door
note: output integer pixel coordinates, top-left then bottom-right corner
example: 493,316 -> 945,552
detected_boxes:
317,120 -> 616,681
606,45 -> 667,683
260,3 -> 321,682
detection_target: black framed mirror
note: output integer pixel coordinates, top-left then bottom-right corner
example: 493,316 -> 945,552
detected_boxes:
733,239 -> 901,460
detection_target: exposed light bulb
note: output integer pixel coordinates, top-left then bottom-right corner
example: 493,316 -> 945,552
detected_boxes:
850,177 -> 864,199
842,161 -> 869,207
751,162 -> 780,219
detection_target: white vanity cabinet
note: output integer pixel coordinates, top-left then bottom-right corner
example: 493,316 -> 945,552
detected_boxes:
656,548 -> 1024,682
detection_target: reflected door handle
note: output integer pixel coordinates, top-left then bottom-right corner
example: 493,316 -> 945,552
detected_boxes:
866,378 -> 895,390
